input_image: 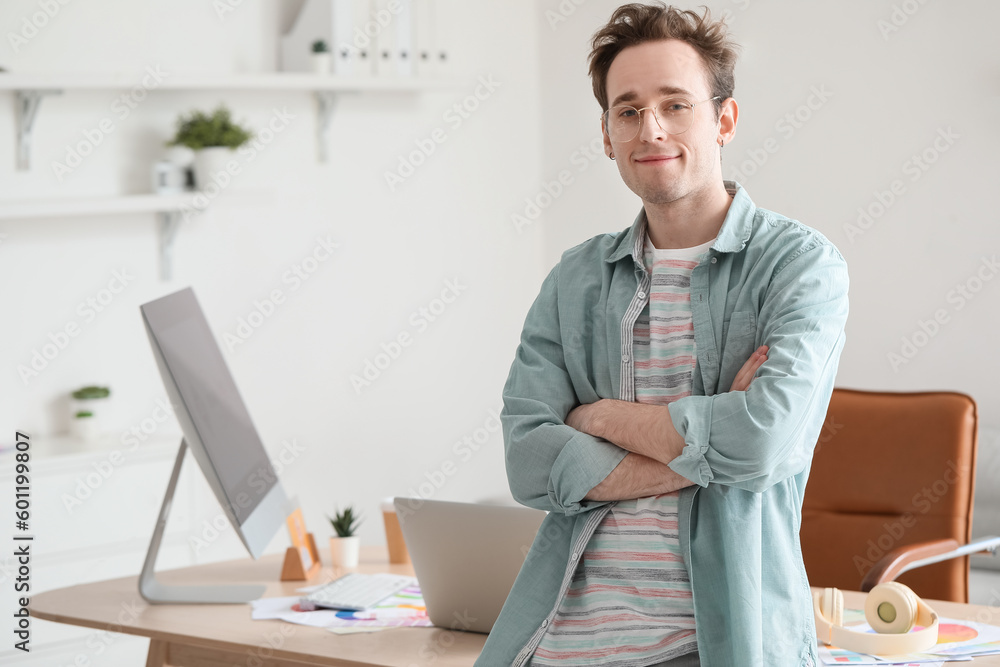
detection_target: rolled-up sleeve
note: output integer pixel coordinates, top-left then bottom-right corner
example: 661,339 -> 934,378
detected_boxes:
667,243 -> 849,493
501,263 -> 629,515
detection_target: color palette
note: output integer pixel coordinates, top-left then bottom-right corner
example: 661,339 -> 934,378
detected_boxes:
936,622 -> 979,644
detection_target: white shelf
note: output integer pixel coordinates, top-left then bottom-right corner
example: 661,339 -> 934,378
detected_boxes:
0,193 -> 203,220
0,193 -> 215,280
0,70 -> 460,278
0,71 -> 457,92
2,71 -> 460,169
0,433 -> 180,467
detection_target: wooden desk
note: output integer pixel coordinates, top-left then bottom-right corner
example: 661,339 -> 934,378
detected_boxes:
31,545 -> 486,667
31,548 -> 1000,666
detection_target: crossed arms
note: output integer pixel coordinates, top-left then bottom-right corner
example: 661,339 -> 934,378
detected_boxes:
573,346 -> 769,501
501,244 -> 848,514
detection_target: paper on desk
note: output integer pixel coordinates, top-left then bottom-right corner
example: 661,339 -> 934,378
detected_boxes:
818,650 -> 948,666
251,596 -> 301,620
250,586 -> 432,632
320,585 -> 432,631
924,619 -> 1000,657
818,615 -> 1000,665
818,646 -> 950,665
932,639 -> 1000,657
328,626 -> 393,634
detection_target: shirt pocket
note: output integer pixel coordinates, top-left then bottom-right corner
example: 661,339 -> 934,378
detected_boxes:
720,310 -> 758,386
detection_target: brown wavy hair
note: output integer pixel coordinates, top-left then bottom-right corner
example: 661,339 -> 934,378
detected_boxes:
588,3 -> 740,119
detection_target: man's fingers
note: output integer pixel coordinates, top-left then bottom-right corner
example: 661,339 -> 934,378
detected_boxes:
730,345 -> 768,392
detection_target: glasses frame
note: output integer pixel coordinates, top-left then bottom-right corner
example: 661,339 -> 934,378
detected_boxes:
602,95 -> 722,142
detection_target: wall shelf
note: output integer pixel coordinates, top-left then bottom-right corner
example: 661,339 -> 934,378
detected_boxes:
0,72 -> 456,91
0,71 -> 458,167
0,193 -> 209,280
0,193 -> 199,219
0,433 -> 180,465
0,70 -> 457,278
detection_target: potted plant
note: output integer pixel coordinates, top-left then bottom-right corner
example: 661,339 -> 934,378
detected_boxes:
328,505 -> 363,568
311,39 -> 331,74
70,385 -> 110,443
167,105 -> 253,192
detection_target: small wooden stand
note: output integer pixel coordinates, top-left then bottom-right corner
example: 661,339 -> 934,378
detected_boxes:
281,532 -> 321,581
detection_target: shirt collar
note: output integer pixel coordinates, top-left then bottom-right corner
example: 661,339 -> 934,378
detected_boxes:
606,180 -> 755,264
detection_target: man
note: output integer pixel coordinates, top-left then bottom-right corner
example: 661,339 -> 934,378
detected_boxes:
477,4 -> 848,667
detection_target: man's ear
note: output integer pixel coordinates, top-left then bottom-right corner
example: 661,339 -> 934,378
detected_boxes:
719,97 -> 738,146
601,116 -> 613,158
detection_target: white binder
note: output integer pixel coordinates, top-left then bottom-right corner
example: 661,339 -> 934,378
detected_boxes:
373,0 -> 396,77
415,0 -> 451,78
281,0 -> 445,78
393,0 -> 415,77
332,0 -> 358,76
352,0 -> 376,76
414,0 -> 437,77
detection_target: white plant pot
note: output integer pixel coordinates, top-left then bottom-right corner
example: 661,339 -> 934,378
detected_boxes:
193,146 -> 238,193
70,416 -> 101,443
329,535 -> 361,568
311,53 -> 332,75
69,397 -> 107,444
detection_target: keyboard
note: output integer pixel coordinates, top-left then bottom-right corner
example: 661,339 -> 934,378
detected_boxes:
300,572 -> 416,611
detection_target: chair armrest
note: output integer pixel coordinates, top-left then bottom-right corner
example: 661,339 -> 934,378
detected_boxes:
861,539 -> 960,592
861,536 -> 1000,592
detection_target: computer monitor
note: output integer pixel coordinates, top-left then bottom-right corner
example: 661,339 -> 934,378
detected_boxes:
138,287 -> 291,604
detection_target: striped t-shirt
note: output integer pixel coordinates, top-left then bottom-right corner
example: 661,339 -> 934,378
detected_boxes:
530,234 -> 714,667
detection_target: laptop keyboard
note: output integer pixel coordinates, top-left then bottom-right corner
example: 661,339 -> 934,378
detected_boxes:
301,573 -> 416,611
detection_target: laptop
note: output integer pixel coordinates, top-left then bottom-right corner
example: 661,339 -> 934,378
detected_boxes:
394,497 -> 546,634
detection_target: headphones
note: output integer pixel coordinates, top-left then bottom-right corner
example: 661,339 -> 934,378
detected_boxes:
813,582 -> 939,656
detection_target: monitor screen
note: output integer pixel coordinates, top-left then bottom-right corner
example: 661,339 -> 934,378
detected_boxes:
141,288 -> 284,536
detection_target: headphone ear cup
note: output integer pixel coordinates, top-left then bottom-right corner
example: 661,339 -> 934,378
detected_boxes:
832,588 -> 843,627
820,587 -> 844,627
866,582 -> 918,634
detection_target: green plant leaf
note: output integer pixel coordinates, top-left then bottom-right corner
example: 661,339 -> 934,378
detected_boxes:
167,104 -> 254,150
327,505 -> 363,537
72,385 -> 110,400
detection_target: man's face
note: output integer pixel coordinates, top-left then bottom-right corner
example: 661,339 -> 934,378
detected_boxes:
602,39 -> 730,206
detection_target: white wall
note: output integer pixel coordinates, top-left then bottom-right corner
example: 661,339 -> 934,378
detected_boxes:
0,0 -> 546,555
2,0 -> 997,563
536,0 -> 1000,432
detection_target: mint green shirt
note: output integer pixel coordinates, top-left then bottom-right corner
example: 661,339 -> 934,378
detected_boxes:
478,182 -> 848,667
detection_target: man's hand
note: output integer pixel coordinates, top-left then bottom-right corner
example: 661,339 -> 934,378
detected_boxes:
565,400 -> 598,433
731,345 -> 768,392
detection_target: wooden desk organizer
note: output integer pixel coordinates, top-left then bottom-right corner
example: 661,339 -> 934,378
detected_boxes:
280,532 -> 321,581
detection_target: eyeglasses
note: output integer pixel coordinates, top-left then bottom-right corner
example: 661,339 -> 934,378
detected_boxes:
602,96 -> 721,142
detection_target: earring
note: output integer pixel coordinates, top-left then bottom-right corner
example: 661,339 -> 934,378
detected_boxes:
719,139 -> 725,148
609,152 -> 615,160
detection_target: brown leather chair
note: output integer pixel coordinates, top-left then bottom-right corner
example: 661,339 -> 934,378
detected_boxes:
801,388 -> 979,602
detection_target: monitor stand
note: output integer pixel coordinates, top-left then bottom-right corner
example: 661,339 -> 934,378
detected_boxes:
139,439 -> 267,604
